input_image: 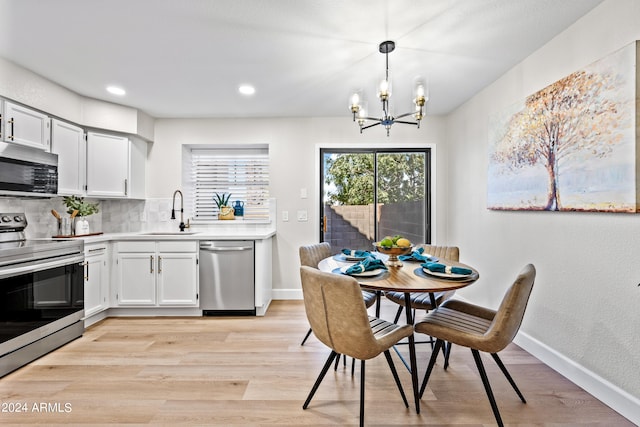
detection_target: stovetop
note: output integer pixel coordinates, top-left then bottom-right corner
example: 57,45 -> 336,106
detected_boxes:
0,212 -> 84,268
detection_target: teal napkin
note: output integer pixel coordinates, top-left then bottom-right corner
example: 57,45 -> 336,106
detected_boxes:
342,249 -> 374,258
421,262 -> 472,275
398,247 -> 437,262
345,258 -> 387,275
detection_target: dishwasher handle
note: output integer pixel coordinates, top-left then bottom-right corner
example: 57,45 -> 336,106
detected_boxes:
200,245 -> 253,252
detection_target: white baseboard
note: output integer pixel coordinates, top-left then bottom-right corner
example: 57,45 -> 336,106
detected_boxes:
272,289 -> 303,300
514,331 -> 640,425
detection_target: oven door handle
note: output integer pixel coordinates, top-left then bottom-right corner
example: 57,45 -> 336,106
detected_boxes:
0,254 -> 85,280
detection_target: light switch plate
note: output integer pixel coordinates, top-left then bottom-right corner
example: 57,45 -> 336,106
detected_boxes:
297,210 -> 308,222
300,188 -> 307,199
282,211 -> 289,221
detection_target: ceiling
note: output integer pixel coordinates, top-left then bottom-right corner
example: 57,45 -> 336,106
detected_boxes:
0,0 -> 602,119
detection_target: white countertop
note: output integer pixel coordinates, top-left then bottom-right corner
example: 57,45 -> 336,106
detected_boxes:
53,226 -> 276,244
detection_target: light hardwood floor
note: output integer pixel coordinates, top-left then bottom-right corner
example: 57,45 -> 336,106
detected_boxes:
0,300 -> 633,426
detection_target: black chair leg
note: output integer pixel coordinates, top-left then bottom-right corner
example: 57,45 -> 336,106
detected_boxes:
392,305 -> 403,324
359,359 -> 366,427
351,357 -> 356,376
303,351 -> 337,409
419,338 -> 443,398
471,349 -> 504,427
383,350 -> 409,408
301,327 -> 313,345
443,341 -> 452,370
334,353 -> 347,371
491,353 -> 526,403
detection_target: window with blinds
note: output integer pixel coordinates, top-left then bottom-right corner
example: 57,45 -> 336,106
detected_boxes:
188,146 -> 270,221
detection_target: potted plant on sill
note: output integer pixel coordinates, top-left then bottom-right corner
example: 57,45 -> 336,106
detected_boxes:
214,192 -> 234,220
63,195 -> 100,235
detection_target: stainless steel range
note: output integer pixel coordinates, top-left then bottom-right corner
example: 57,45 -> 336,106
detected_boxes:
0,213 -> 84,377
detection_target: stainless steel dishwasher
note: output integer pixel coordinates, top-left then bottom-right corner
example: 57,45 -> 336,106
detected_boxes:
199,240 -> 255,315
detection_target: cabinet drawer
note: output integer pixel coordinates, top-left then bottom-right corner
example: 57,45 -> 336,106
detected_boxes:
157,241 -> 197,253
117,241 -> 156,252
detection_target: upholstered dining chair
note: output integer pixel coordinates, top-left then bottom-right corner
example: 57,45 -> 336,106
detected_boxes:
414,264 -> 536,427
299,242 -> 377,346
300,265 -> 413,427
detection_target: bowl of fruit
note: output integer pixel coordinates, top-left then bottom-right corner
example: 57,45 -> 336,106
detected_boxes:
373,235 -> 413,267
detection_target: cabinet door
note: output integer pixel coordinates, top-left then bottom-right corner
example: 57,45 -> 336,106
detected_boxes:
51,119 -> 86,196
116,252 -> 156,305
157,252 -> 198,306
84,252 -> 105,317
86,132 -> 129,197
3,102 -> 51,150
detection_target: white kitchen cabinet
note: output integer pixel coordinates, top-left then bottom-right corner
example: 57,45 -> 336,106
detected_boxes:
51,119 -> 86,196
84,243 -> 110,318
115,241 -> 198,307
2,101 -> 51,150
86,132 -> 129,197
86,131 -> 146,198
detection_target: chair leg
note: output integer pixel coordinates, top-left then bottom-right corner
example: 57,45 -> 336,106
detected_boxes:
471,349 -> 504,427
443,341 -> 452,370
383,350 -> 409,408
303,351 -> 337,409
419,338 -> 443,398
392,305 -> 403,324
301,327 -> 313,345
491,353 -> 526,403
351,357 -> 356,376
360,359 -> 366,427
333,353 -> 347,371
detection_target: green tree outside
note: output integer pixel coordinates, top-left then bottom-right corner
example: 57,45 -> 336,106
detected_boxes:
325,153 -> 425,205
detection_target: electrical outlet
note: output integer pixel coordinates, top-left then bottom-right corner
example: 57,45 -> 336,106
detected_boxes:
282,210 -> 289,221
297,210 -> 308,222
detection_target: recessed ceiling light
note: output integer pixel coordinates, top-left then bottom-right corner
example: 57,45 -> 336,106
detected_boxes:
238,84 -> 255,96
106,86 -> 126,96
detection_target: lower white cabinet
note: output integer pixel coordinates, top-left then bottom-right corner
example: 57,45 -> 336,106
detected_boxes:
84,243 -> 109,318
115,240 -> 198,307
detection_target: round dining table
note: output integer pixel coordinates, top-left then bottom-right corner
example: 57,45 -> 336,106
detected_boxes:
317,252 -> 480,414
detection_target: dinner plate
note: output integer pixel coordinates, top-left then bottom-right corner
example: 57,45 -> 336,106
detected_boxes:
340,266 -> 384,277
422,267 -> 472,279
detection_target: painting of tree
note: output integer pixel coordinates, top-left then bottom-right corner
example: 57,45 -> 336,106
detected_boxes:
488,42 -> 637,212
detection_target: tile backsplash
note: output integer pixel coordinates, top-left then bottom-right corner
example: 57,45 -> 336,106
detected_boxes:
0,197 -> 184,238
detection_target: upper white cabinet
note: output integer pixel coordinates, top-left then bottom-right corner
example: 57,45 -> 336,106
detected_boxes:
86,132 -> 129,197
86,132 -> 145,198
51,119 -> 86,196
2,101 -> 51,151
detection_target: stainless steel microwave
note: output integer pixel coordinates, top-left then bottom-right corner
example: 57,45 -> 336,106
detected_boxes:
0,142 -> 58,197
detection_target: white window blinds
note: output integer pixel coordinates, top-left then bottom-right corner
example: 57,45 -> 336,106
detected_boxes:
189,147 -> 269,221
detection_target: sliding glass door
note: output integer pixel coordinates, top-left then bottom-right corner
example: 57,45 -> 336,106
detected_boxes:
320,148 -> 430,251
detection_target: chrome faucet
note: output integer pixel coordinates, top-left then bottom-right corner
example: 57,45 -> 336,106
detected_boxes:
171,190 -> 188,232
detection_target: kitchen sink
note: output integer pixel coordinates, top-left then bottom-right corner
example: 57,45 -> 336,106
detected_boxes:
139,231 -> 201,235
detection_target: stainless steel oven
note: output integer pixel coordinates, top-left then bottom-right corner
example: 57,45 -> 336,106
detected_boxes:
0,142 -> 58,197
0,213 -> 83,377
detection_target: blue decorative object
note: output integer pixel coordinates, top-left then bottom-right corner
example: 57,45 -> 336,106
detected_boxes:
233,200 -> 244,216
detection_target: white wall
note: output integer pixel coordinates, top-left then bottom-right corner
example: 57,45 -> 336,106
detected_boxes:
149,116 -> 447,296
445,0 -> 640,421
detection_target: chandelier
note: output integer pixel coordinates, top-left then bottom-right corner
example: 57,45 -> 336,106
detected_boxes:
349,40 -> 427,136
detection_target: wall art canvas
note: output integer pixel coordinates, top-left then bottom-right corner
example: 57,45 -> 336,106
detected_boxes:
488,41 -> 638,212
